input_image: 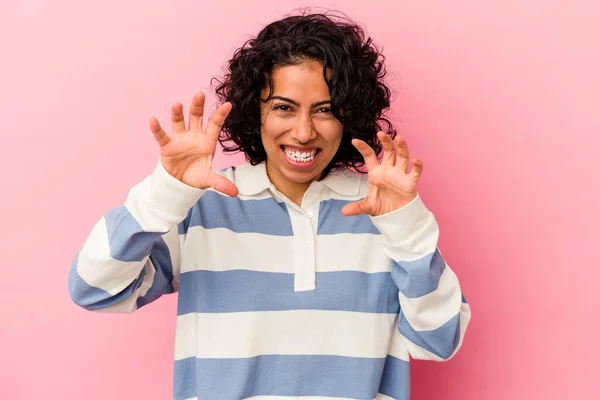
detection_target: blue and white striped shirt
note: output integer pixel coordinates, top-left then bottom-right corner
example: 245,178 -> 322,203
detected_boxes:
69,160 -> 471,400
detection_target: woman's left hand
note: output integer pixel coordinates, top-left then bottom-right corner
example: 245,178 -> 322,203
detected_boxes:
341,131 -> 424,217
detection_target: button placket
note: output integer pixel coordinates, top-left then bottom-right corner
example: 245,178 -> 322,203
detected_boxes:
287,207 -> 315,291
285,182 -> 323,292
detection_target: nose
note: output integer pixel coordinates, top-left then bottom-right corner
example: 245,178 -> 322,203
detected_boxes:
290,117 -> 316,144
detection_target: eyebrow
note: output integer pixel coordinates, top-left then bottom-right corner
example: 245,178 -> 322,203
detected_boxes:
269,96 -> 331,108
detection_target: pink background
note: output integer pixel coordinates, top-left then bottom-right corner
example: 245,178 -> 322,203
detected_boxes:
1,1 -> 598,399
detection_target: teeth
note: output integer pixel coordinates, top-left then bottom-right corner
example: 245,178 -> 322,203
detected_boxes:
283,146 -> 317,162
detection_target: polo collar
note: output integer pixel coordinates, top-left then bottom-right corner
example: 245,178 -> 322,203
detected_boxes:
234,162 -> 272,196
234,162 -> 362,197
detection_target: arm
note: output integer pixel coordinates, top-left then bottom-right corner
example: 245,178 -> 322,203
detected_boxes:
68,92 -> 237,313
68,160 -> 204,313
371,194 -> 471,360
341,132 -> 471,361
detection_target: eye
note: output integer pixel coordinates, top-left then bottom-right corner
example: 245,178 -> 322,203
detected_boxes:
313,107 -> 334,119
273,104 -> 291,112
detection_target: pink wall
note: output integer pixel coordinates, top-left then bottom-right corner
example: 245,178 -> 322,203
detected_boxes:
1,1 -> 598,398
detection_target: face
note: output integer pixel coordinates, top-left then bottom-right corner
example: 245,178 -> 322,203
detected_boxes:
259,60 -> 344,200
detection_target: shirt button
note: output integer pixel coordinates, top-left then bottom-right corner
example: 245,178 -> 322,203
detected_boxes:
307,211 -> 314,218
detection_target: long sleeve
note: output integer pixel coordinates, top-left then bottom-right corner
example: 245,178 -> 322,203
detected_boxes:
370,194 -> 471,361
68,160 -> 205,313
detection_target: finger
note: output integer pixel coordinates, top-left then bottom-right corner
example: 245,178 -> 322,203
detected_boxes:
171,102 -> 186,134
205,102 -> 232,140
188,92 -> 205,131
378,131 -> 396,166
351,138 -> 379,171
395,135 -> 410,172
409,158 -> 424,182
205,171 -> 239,197
149,117 -> 170,147
340,199 -> 369,217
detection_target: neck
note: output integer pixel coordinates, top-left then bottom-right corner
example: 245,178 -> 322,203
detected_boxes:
265,162 -> 317,207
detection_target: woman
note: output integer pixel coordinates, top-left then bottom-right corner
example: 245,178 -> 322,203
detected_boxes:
69,12 -> 471,400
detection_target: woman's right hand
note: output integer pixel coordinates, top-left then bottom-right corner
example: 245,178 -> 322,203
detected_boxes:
149,92 -> 239,197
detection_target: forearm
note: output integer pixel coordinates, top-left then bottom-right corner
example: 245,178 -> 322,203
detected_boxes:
371,194 -> 471,360
68,160 -> 204,312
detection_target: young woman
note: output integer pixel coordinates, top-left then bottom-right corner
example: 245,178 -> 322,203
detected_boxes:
69,12 -> 471,400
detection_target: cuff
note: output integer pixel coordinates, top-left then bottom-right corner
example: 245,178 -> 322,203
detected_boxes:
124,159 -> 206,230
369,194 -> 434,247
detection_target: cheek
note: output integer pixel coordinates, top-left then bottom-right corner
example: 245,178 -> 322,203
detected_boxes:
260,123 -> 285,150
261,117 -> 298,147
313,121 -> 343,147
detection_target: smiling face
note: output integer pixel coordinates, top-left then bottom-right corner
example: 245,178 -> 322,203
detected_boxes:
259,60 -> 344,204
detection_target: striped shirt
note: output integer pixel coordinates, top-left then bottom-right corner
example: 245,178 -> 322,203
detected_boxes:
69,159 -> 471,400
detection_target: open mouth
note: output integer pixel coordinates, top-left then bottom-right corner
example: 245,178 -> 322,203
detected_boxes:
281,145 -> 320,163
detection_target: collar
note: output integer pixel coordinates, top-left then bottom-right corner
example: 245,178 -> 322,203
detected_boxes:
234,162 -> 362,197
234,162 -> 272,196
319,166 -> 362,196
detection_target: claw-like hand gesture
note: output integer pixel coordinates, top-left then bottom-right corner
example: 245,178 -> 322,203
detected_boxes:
150,92 -> 238,197
341,131 -> 423,217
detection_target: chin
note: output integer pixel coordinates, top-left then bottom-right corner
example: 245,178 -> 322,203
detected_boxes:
281,165 -> 324,183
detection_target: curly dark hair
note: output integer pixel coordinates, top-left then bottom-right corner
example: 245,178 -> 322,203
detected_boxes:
212,11 -> 395,174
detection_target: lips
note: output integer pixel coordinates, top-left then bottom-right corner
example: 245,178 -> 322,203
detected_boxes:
281,145 -> 320,162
